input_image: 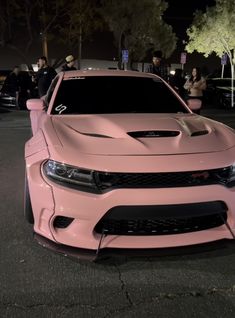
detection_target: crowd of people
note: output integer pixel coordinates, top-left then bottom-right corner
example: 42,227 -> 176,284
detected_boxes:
147,50 -> 207,114
0,54 -> 76,109
1,51 -> 206,113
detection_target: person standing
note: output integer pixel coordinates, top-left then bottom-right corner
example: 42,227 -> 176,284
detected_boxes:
18,70 -> 32,110
146,50 -> 168,81
184,67 -> 206,114
61,55 -> 77,71
1,66 -> 20,108
35,56 -> 57,97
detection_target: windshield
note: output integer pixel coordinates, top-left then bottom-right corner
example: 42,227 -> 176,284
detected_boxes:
51,76 -> 188,115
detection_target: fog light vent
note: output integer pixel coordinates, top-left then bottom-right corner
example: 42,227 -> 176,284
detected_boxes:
53,216 -> 74,228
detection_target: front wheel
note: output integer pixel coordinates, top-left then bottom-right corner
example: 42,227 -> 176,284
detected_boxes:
24,173 -> 34,224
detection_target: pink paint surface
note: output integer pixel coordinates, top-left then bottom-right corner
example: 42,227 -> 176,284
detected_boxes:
25,70 -> 235,251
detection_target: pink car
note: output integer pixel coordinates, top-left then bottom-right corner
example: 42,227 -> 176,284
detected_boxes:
25,70 -> 235,259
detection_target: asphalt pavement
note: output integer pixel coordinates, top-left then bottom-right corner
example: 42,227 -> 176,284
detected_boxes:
1,108 -> 235,318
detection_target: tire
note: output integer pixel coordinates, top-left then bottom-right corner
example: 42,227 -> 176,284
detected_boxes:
24,173 -> 34,224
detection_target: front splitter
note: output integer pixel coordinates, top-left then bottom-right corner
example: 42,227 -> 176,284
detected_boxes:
34,233 -> 235,262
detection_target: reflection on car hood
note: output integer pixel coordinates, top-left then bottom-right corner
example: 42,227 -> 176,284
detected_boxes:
51,113 -> 235,155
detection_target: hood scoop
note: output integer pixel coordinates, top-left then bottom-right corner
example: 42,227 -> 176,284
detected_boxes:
128,130 -> 180,138
191,130 -> 209,137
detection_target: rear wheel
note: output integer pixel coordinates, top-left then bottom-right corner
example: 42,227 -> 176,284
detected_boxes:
24,173 -> 34,224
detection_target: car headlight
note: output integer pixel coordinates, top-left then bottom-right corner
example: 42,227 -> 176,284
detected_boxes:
43,160 -> 100,193
227,165 -> 235,187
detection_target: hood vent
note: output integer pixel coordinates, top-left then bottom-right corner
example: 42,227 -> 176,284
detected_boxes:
128,130 -> 180,138
79,132 -> 113,138
191,130 -> 209,137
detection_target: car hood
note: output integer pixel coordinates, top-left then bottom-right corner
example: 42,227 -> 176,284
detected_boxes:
51,114 -> 235,156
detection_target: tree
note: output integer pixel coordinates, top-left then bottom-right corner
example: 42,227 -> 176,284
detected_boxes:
0,0 -> 65,64
58,0 -> 103,70
0,0 -> 35,63
186,0 -> 235,107
100,0 -> 177,68
0,1 -> 13,47
36,0 -> 66,60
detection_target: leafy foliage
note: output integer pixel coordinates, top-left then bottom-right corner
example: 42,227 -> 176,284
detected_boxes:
186,0 -> 235,106
57,0 -> 103,68
0,0 -> 177,66
186,0 -> 235,62
59,0 -> 102,44
100,0 -> 177,62
0,0 -> 65,63
0,1 -> 17,47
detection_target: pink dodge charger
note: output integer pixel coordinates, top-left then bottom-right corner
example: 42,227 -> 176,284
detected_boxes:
25,70 -> 235,259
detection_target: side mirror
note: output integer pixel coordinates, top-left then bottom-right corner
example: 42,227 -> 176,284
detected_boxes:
187,99 -> 202,111
27,99 -> 44,111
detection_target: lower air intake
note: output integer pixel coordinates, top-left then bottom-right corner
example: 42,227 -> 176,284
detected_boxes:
95,201 -> 227,235
53,216 -> 74,229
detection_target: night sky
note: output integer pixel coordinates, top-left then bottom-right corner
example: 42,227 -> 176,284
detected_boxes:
82,0 -> 219,72
164,0 -> 216,38
163,0 -> 218,71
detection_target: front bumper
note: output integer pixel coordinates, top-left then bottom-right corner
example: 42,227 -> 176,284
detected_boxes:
26,147 -> 235,252
30,170 -> 235,250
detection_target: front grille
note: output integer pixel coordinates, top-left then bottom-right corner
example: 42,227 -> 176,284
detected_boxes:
94,201 -> 227,235
95,167 -> 231,192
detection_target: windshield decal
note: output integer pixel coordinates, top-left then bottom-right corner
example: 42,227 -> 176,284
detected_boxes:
55,104 -> 67,114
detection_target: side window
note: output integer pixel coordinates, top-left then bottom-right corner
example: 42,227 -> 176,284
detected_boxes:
45,76 -> 59,108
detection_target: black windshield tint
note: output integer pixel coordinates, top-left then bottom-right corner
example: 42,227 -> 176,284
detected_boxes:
51,76 -> 188,115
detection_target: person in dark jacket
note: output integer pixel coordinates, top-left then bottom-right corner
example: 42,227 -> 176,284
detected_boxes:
146,50 -> 168,81
35,56 -> 57,97
61,55 -> 77,71
18,70 -> 33,109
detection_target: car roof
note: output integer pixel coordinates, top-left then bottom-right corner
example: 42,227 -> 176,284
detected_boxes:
62,69 -> 160,80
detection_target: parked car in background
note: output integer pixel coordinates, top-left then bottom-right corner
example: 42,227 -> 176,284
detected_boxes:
0,69 -> 35,109
0,70 -> 16,108
0,70 -> 11,90
24,70 -> 235,259
205,78 -> 235,108
0,92 -> 16,108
